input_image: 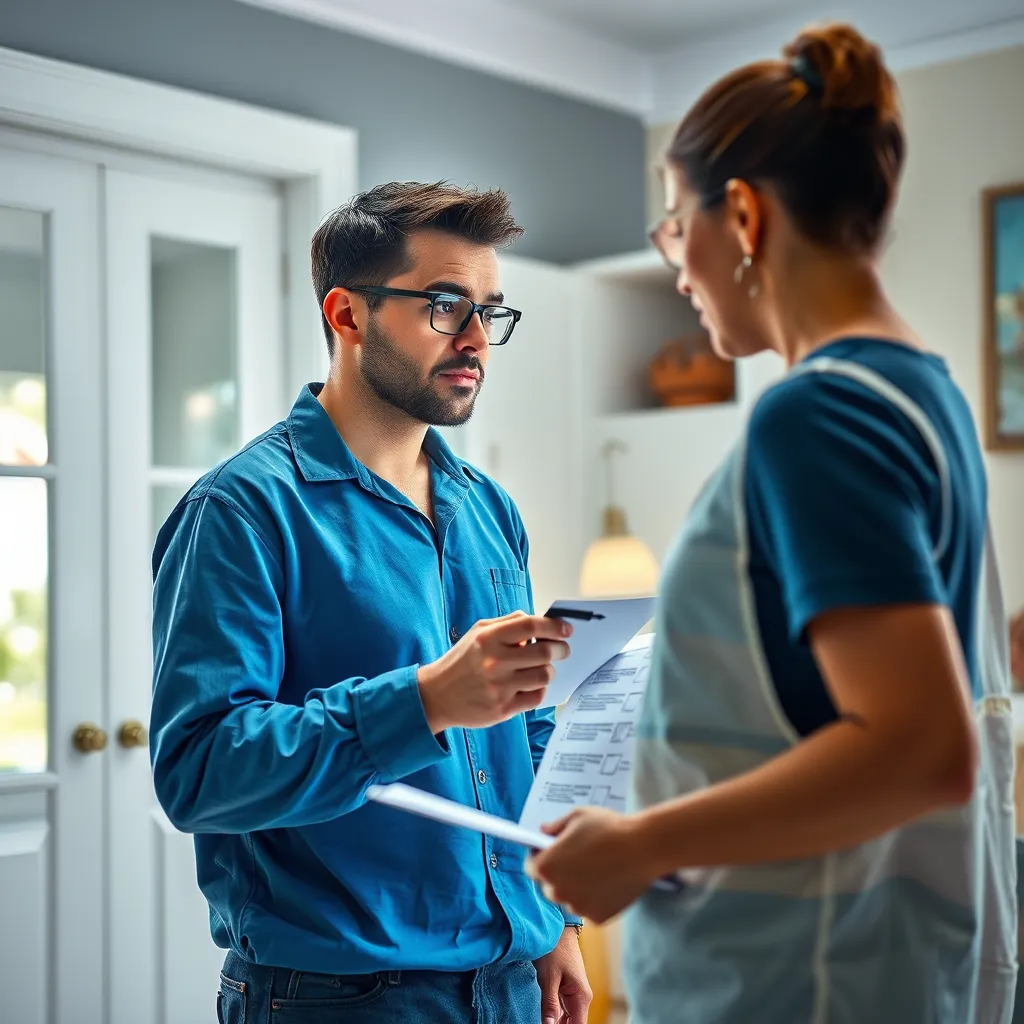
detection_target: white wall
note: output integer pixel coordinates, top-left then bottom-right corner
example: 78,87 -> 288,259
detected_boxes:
645,44 -> 1024,612
883,46 -> 1024,611
472,255 -> 585,615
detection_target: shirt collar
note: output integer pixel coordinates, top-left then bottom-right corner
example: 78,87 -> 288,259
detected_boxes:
288,383 -> 363,483
288,383 -> 482,487
422,427 -> 480,486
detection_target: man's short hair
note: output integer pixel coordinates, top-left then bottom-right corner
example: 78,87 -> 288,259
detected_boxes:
311,181 -> 523,355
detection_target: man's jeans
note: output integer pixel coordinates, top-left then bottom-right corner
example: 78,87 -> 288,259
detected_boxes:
217,950 -> 543,1024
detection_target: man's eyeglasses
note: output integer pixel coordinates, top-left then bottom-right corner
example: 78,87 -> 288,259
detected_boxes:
347,286 -> 522,346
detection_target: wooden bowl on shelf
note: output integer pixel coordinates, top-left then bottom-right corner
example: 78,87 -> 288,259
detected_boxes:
649,334 -> 735,407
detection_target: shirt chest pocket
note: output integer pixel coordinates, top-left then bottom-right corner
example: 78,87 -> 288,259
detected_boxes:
489,567 -> 530,616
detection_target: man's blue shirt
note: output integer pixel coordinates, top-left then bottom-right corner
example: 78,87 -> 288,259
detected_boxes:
150,384 -> 573,974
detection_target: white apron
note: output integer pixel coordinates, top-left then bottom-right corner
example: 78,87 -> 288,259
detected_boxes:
625,360 -> 1018,1024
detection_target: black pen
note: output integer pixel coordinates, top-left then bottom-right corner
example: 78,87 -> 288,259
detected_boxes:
546,607 -> 606,622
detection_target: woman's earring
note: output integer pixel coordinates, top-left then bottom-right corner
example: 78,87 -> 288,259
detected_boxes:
733,254 -> 759,298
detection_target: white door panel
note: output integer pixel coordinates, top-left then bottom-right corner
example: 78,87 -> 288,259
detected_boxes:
0,148 -> 104,1023
105,169 -> 284,1024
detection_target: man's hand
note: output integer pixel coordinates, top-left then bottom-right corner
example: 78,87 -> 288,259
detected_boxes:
527,808 -> 657,924
534,927 -> 592,1024
417,612 -> 572,733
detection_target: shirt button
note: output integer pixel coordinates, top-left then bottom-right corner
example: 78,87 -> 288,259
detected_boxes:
449,626 -> 460,643
490,854 -> 499,869
477,769 -> 487,785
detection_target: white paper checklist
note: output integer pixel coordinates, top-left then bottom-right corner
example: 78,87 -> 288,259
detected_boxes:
519,633 -> 653,833
539,596 -> 655,707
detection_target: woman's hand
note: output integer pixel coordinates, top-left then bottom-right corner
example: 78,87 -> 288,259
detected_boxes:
1010,609 -> 1024,688
527,808 -> 659,924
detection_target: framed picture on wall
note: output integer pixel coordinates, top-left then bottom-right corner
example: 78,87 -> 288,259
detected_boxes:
983,182 -> 1024,451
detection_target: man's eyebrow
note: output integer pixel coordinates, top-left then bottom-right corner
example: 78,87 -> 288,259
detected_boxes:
425,280 -> 505,304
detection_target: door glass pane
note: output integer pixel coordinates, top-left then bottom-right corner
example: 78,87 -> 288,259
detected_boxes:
151,238 -> 238,468
0,207 -> 47,467
0,478 -> 48,773
151,483 -> 190,547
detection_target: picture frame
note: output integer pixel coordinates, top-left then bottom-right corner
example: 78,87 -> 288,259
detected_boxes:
982,182 -> 1024,451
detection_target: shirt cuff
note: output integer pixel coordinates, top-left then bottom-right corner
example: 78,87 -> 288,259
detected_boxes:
561,906 -> 583,928
352,665 -> 449,780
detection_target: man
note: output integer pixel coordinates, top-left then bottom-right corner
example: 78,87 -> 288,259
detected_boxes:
150,181 -> 592,1024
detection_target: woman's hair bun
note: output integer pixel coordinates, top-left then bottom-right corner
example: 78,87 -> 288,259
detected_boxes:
784,23 -> 898,122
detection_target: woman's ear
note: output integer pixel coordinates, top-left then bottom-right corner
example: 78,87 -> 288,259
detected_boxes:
722,178 -> 763,259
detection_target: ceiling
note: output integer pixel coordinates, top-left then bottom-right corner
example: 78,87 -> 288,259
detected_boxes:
498,0 -> 812,50
235,0 -> 1024,120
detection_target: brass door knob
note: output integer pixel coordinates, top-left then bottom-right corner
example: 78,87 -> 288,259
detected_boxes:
118,719 -> 148,749
72,723 -> 108,753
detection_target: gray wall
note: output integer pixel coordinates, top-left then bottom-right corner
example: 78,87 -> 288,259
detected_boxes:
0,0 -> 646,263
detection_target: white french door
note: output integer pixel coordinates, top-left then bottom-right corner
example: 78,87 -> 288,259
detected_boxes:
0,148 -> 105,1024
104,169 -> 285,1024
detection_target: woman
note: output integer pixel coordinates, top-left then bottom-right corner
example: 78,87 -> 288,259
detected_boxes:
528,23 -> 1017,1024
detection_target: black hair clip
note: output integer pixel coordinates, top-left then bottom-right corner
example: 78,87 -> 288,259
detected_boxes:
789,54 -> 823,95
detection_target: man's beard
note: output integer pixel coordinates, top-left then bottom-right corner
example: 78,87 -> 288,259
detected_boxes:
361,317 -> 483,427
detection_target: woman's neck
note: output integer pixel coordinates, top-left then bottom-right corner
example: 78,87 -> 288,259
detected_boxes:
766,254 -> 920,367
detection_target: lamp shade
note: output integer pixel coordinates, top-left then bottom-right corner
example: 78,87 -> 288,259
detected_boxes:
579,534 -> 659,598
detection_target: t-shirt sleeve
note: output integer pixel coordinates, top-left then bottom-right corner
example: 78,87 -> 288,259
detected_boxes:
745,371 -> 947,643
